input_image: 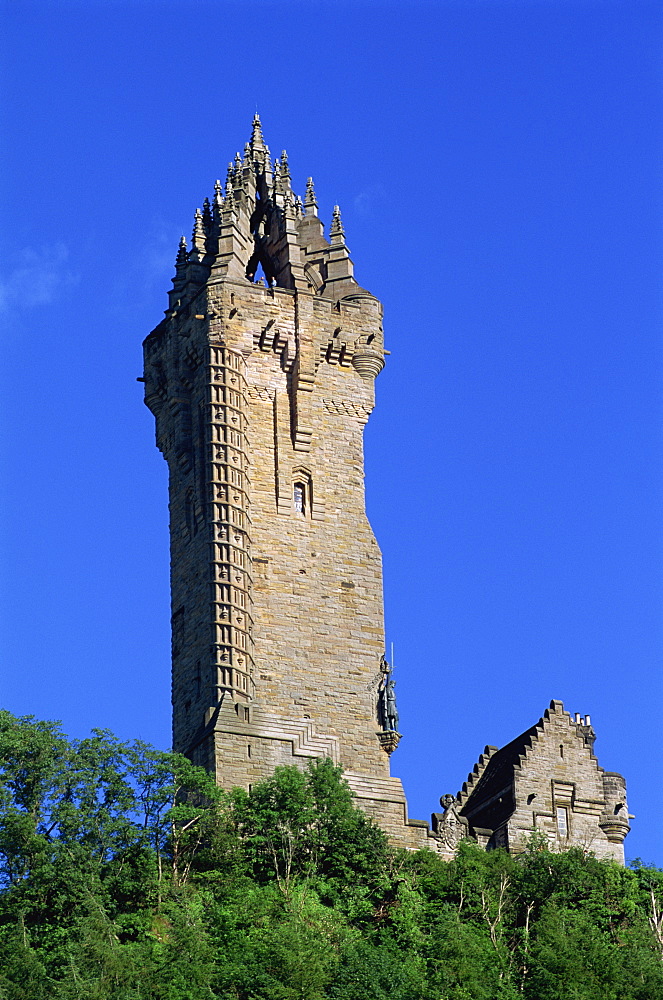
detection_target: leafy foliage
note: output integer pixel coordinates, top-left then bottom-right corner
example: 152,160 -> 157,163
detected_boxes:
0,711 -> 661,999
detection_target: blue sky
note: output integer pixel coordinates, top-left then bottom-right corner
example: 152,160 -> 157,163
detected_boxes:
1,0 -> 661,863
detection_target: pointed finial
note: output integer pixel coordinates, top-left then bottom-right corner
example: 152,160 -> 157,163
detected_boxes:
243,142 -> 251,165
191,208 -> 207,257
283,187 -> 294,219
294,194 -> 303,218
193,208 -> 204,237
251,113 -> 264,147
304,177 -> 318,217
234,151 -> 242,172
213,180 -> 224,222
280,150 -> 290,180
330,204 -> 345,241
214,178 -> 224,210
202,197 -> 213,233
175,235 -> 188,268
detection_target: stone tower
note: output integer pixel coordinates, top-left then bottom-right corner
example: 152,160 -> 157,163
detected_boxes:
143,117 -> 425,844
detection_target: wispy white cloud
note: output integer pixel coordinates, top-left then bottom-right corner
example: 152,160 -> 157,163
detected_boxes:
0,244 -> 79,313
137,222 -> 181,286
353,184 -> 387,217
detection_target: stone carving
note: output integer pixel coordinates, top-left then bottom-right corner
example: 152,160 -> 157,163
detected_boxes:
384,679 -> 398,731
432,796 -> 469,855
351,347 -> 385,380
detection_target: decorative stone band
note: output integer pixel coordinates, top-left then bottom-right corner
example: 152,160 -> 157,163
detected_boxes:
322,398 -> 372,422
207,701 -> 341,763
245,384 -> 273,402
343,771 -> 434,850
344,771 -> 410,807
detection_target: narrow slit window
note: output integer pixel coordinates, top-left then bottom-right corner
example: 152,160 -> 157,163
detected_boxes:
185,490 -> 197,538
556,807 -> 568,838
294,482 -> 306,514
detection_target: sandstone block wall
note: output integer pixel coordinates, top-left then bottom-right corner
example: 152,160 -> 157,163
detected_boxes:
144,271 -> 416,837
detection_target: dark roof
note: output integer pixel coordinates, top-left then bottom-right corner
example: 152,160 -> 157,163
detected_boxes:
459,722 -> 541,817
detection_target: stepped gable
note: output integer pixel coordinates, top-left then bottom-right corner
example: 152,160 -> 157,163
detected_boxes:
450,700 -> 630,862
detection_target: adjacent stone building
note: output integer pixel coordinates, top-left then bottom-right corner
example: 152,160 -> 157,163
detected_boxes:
143,118 -> 630,859
433,700 -> 630,862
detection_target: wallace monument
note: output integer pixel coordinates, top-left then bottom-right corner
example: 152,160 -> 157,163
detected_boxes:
142,117 -> 630,861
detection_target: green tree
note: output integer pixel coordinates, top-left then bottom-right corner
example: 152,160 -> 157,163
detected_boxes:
2,712 -> 663,1000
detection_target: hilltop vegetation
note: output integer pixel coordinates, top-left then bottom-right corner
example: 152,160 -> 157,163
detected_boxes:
0,710 -> 661,1000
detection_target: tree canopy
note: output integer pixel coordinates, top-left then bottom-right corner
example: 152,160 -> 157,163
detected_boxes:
0,710 -> 661,1000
